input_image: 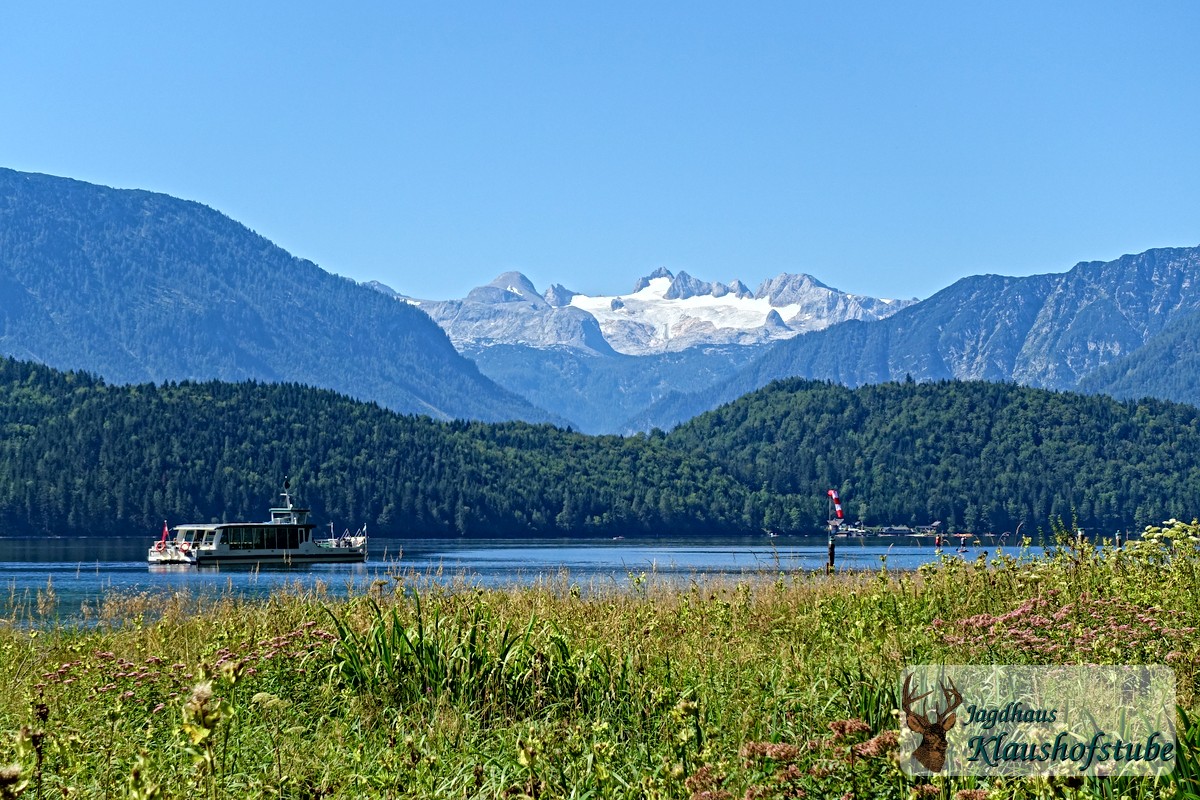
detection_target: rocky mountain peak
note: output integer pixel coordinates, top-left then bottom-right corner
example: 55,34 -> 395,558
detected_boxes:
465,271 -> 548,307
633,267 -> 675,292
763,309 -> 789,329
543,283 -> 578,308
662,272 -> 755,301
664,271 -> 713,300
754,273 -> 831,305
726,280 -> 753,299
363,280 -> 403,299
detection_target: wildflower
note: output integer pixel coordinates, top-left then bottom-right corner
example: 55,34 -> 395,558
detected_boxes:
739,742 -> 801,762
910,786 -> 939,797
852,730 -> 899,759
251,692 -> 289,711
685,765 -> 724,794
954,791 -> 989,800
219,659 -> 245,684
828,719 -> 871,740
181,680 -> 228,745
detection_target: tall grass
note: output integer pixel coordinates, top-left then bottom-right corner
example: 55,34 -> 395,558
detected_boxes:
0,522 -> 1198,798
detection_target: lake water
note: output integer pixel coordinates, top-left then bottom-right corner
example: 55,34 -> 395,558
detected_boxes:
0,533 -> 1030,622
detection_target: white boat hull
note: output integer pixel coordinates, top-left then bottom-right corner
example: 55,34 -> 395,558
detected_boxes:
148,538 -> 367,565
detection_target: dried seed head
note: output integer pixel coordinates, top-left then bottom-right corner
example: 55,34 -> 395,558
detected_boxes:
828,718 -> 871,740
186,680 -> 213,712
0,764 -> 21,785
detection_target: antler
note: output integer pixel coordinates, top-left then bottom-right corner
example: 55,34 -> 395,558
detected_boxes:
933,678 -> 962,724
902,674 -> 934,725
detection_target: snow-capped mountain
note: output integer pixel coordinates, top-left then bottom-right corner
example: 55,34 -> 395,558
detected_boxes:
370,272 -> 616,354
381,268 -> 914,356
631,245 -> 1200,432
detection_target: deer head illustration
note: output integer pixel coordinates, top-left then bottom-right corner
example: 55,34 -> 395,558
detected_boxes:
903,675 -> 962,772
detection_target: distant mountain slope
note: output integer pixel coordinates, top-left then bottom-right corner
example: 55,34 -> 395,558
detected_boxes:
0,168 -> 558,424
634,246 -> 1200,430
465,344 -> 761,434
372,272 -> 616,355
1076,308 -> 1200,403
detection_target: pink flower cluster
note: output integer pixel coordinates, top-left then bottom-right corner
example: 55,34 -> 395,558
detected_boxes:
828,718 -> 872,741
935,591 -> 1196,662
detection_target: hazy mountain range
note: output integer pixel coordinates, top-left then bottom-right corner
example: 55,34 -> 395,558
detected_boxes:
631,246 -> 1200,430
2,167 -> 1198,436
373,246 -> 1200,432
369,269 -> 914,431
0,168 -> 560,425
377,267 -> 913,355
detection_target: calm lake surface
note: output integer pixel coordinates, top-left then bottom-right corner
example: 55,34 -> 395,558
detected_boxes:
1,533 -> 1033,621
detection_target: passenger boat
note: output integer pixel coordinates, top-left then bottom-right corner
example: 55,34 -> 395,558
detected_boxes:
148,482 -> 367,565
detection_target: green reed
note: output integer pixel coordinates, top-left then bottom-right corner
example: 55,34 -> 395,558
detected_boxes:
0,524 -> 1198,798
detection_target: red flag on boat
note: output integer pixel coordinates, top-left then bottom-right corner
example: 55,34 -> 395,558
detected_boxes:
161,521 -> 169,542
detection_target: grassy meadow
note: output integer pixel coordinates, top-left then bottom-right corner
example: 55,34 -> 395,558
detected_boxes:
2,523 -> 1199,799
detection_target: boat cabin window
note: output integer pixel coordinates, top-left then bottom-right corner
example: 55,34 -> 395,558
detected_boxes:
219,524 -> 305,549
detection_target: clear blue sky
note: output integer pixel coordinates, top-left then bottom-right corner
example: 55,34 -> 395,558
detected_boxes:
3,1 -> 1198,301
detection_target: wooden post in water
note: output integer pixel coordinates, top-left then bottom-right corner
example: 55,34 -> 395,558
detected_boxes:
827,531 -> 835,574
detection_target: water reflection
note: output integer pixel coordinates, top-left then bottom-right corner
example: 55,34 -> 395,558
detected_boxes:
1,533 -> 1037,622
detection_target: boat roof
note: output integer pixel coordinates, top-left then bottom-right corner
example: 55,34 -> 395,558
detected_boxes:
175,518 -> 314,530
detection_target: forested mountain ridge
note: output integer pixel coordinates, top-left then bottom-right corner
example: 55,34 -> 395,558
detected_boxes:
0,358 -> 748,537
2,357 -> 1199,538
670,377 -> 1200,532
0,168 -> 558,424
1076,308 -> 1200,404
633,245 -> 1200,431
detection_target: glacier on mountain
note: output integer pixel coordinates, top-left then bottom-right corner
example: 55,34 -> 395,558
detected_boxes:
376,268 -> 915,356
